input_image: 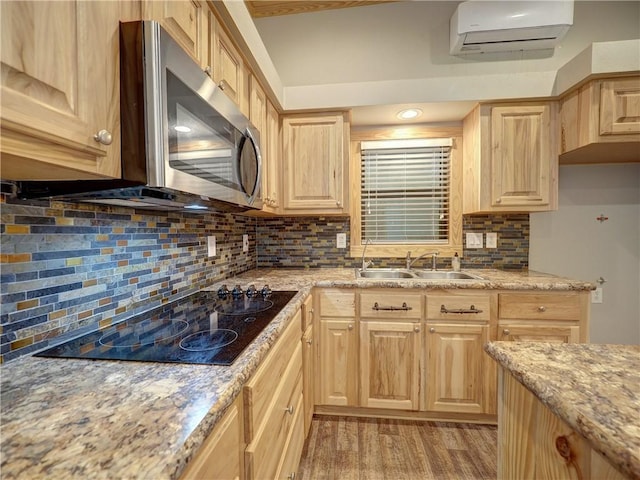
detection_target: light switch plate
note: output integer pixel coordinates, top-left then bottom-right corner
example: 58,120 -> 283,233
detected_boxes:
466,232 -> 483,249
336,233 -> 347,249
591,287 -> 603,304
486,232 -> 498,249
242,234 -> 249,253
207,236 -> 216,257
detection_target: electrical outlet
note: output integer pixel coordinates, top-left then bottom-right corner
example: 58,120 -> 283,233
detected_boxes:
242,234 -> 249,253
207,236 -> 216,257
466,232 -> 483,249
591,287 -> 603,304
336,233 -> 347,249
486,232 -> 498,249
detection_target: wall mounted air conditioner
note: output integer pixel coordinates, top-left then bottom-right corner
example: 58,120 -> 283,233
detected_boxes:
450,1 -> 574,55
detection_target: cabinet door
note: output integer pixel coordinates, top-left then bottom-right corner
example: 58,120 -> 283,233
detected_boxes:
302,325 -> 314,436
282,113 -> 348,213
180,396 -> 243,480
426,323 -> 490,414
600,78 -> 640,135
263,100 -> 281,211
211,18 -> 246,112
1,0 -> 126,180
317,320 -> 358,406
359,321 -> 421,410
499,324 -> 580,343
142,0 -> 205,66
491,105 -> 555,208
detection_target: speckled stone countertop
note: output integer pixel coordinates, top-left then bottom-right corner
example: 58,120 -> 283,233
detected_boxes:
485,342 -> 640,479
0,268 -> 593,479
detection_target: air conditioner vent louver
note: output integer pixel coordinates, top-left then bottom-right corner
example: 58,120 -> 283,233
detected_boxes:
450,1 -> 574,55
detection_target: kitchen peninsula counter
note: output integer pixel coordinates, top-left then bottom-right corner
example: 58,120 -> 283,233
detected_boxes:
0,268 -> 594,479
485,342 -> 640,479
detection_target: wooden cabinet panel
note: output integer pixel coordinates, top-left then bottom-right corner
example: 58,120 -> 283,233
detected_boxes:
302,324 -> 314,436
427,293 -> 490,321
1,0 -> 131,180
317,289 -> 355,318
359,321 -> 421,410
282,113 -> 349,214
143,0 -> 205,66
463,102 -> 558,213
425,323 -> 491,414
249,75 -> 266,137
244,310 -> 301,442
262,100 -> 281,211
211,18 -> 246,112
360,291 -> 422,320
499,293 -> 583,321
499,324 -> 580,343
317,319 -> 358,406
180,395 -> 243,480
599,78 -> 640,135
301,294 -> 314,331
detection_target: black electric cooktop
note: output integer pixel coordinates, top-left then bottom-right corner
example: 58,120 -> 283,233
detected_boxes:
35,288 -> 297,366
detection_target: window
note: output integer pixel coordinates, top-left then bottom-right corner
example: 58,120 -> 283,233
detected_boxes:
350,131 -> 462,259
360,138 -> 452,244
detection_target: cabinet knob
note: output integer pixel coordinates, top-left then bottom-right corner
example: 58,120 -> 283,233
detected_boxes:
429,327 -> 436,333
495,198 -> 502,204
93,129 -> 112,145
306,339 -> 313,345
503,329 -> 511,336
336,200 -> 341,206
204,66 -> 212,77
348,324 -> 354,330
219,82 -> 225,91
285,405 -> 294,415
309,308 -> 314,315
287,473 -> 296,480
538,306 -> 547,312
414,326 -> 420,333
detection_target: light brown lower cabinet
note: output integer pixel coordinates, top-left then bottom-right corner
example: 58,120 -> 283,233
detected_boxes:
317,319 -> 358,406
302,324 -> 315,435
425,323 -> 493,414
180,394 -> 244,480
498,368 -> 626,480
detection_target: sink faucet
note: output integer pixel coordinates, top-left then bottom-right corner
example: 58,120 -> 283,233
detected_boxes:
362,238 -> 374,271
406,251 -> 439,270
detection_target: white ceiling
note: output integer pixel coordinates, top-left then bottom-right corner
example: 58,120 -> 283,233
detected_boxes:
249,1 -> 640,125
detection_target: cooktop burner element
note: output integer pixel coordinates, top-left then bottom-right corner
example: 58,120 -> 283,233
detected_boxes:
35,289 -> 297,366
179,329 -> 239,352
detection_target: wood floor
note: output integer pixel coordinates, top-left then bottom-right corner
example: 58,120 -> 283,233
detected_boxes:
297,416 -> 497,480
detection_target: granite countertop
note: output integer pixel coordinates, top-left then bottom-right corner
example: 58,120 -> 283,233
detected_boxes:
485,342 -> 640,479
0,268 -> 594,479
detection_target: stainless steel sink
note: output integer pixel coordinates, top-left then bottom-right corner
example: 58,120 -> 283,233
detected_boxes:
355,268 -> 484,280
412,271 -> 483,280
356,268 -> 415,279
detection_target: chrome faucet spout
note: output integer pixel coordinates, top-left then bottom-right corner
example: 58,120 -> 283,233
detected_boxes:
406,251 -> 439,271
362,239 -> 373,271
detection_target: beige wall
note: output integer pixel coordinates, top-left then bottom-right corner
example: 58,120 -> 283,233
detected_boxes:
530,164 -> 640,345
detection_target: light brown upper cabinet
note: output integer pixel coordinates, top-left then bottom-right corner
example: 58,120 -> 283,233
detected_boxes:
205,12 -> 248,115
0,1 -> 138,180
262,100 -> 281,213
463,102 -> 558,213
142,0 -> 206,67
559,76 -> 640,164
281,112 -> 350,215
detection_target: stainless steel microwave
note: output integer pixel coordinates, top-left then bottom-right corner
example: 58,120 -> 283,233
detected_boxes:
18,20 -> 262,212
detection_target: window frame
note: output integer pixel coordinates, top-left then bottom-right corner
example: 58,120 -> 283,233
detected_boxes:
349,125 -> 463,259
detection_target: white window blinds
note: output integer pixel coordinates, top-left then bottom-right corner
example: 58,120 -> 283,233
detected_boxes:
360,138 -> 453,244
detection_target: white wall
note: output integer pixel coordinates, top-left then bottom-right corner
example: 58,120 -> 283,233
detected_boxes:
530,164 -> 640,345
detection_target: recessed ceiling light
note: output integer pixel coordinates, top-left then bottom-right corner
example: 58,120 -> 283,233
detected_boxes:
184,204 -> 208,210
174,125 -> 191,133
397,108 -> 423,120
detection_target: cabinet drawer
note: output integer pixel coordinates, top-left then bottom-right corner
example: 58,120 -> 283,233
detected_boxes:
499,293 -> 582,321
318,289 -> 355,317
244,310 -> 301,441
275,393 -> 305,480
360,291 -> 422,320
245,358 -> 303,480
427,294 -> 490,321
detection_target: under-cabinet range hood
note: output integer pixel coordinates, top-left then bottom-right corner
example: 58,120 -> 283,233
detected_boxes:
17,21 -> 262,213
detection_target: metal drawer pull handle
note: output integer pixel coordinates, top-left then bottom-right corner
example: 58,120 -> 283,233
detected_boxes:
288,473 -> 296,480
373,302 -> 412,311
440,304 -> 483,314
285,405 -> 294,415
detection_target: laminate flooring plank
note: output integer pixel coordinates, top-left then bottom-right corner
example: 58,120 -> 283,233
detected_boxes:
298,416 -> 497,480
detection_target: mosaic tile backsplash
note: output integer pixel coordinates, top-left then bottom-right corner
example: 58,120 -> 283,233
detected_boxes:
1,194 -> 528,363
257,215 -> 529,270
0,195 -> 257,363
